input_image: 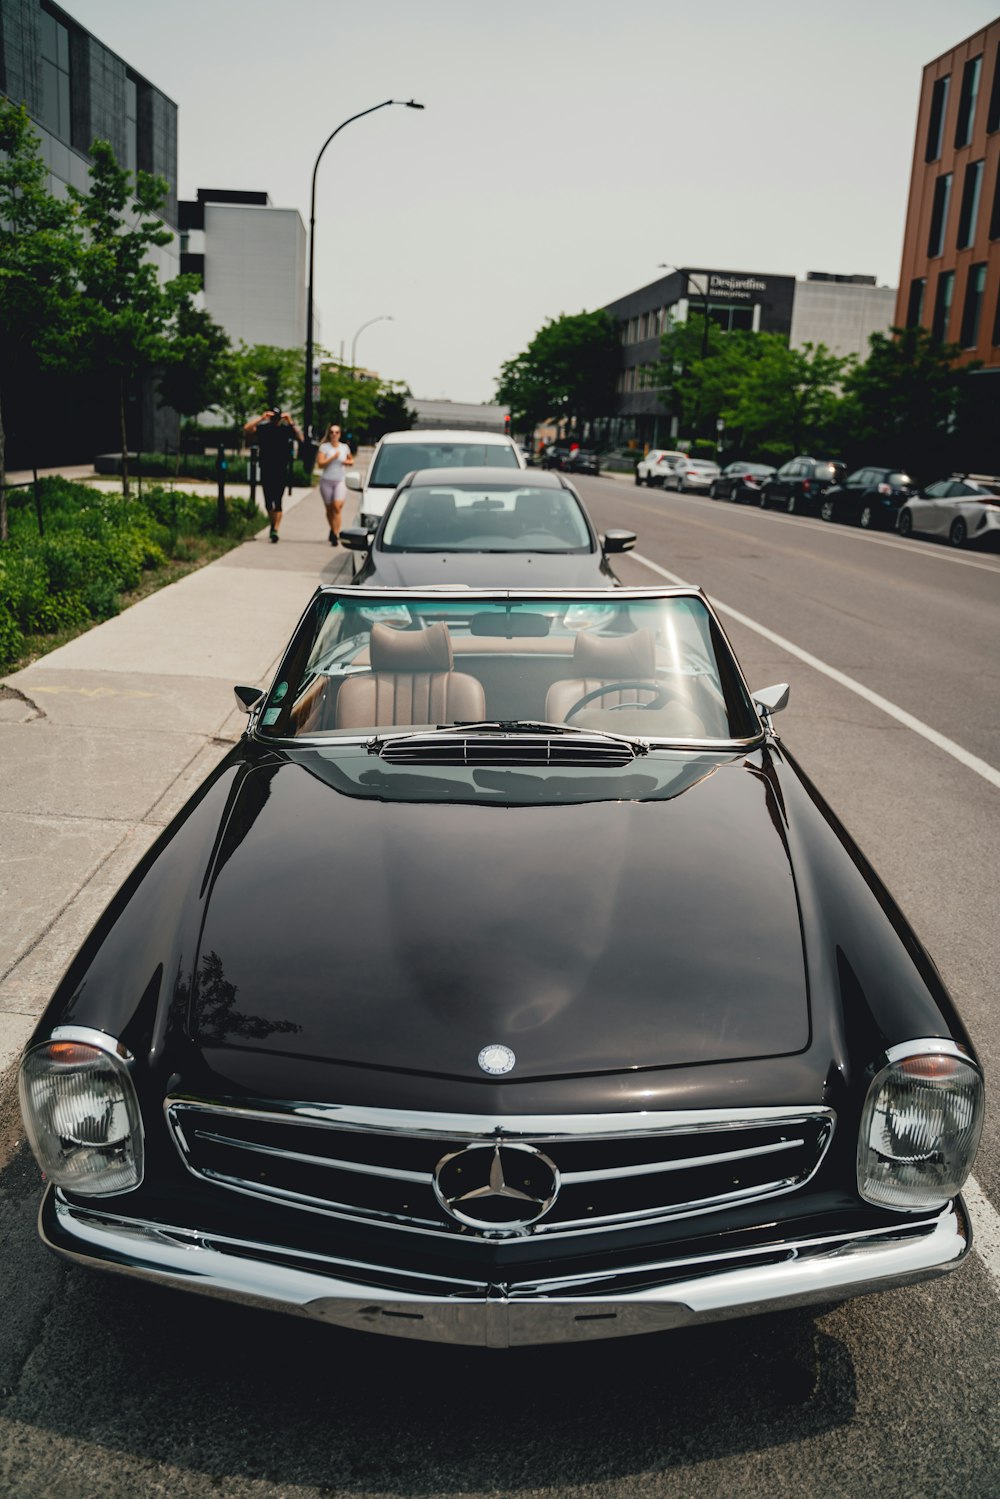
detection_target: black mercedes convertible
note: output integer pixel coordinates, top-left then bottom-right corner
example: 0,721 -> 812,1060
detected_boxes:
18,586 -> 983,1348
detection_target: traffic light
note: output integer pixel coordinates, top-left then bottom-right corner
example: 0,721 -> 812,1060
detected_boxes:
503,413 -> 511,435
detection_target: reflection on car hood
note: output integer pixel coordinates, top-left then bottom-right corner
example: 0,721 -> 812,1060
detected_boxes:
357,552 -> 611,587
188,751 -> 808,1081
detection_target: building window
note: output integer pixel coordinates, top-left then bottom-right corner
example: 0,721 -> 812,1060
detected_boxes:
927,173 -> 952,258
38,8 -> 71,142
926,75 -> 950,161
954,54 -> 982,148
959,263 -> 987,346
988,41 -> 1000,133
956,159 -> 984,247
906,278 -> 926,327
990,157 -> 1000,239
931,269 -> 955,341
125,77 -> 138,175
992,284 -> 1000,346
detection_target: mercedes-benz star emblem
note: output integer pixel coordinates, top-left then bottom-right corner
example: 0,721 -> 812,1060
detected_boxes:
478,1043 -> 515,1075
433,1142 -> 560,1234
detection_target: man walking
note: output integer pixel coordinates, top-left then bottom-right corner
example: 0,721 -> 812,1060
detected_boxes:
245,407 -> 302,543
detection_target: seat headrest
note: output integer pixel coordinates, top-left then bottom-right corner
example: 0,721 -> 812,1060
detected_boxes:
573,627 -> 655,678
370,622 -> 454,673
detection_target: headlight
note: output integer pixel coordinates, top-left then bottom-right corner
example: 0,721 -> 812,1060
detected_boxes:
857,1043 -> 983,1211
19,1033 -> 144,1196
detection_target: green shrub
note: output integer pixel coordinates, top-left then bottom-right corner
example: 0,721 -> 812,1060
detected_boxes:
0,605 -> 25,669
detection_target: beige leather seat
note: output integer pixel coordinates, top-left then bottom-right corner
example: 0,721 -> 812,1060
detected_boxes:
545,629 -> 660,721
545,628 -> 708,735
335,622 -> 486,730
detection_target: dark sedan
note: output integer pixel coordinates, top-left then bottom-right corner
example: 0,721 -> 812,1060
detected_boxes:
564,448 -> 601,476
820,467 -> 914,529
19,585 -> 982,1349
760,457 -> 847,514
342,467 -> 635,587
710,462 -> 776,503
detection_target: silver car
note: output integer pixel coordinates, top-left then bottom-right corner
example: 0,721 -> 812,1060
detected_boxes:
897,474 -> 1000,548
664,458 -> 722,494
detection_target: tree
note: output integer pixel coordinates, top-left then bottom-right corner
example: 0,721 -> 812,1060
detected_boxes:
497,310 -> 620,435
722,338 -> 849,459
156,303 -> 231,453
64,141 -> 195,496
0,101 -> 81,539
216,343 -> 303,436
837,326 -> 977,477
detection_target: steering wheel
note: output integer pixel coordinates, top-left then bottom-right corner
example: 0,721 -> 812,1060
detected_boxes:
564,680 -> 674,718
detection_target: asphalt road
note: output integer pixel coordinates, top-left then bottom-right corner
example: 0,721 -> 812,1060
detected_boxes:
1,474 -> 999,1498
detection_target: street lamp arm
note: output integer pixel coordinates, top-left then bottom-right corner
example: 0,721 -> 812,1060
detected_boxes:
351,315 -> 393,373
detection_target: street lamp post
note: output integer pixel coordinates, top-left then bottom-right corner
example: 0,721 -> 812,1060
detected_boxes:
302,100 -> 423,465
351,314 -> 393,378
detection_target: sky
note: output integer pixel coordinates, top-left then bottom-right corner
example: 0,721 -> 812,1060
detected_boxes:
64,0 -> 1000,403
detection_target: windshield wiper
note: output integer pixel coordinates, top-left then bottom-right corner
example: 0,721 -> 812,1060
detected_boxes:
367,719 -> 648,754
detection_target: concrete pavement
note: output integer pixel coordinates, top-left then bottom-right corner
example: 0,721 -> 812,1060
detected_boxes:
0,479 -> 355,1078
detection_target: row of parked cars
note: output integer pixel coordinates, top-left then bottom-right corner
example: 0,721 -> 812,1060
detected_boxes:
637,449 -> 1000,549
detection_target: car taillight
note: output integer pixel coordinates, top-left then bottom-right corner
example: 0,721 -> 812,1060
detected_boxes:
744,475 -> 757,485
877,483 -> 892,495
802,479 -> 811,491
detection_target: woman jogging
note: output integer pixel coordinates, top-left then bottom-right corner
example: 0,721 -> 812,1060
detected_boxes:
316,423 -> 354,546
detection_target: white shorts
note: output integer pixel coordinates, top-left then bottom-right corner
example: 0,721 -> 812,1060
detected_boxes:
320,477 -> 347,503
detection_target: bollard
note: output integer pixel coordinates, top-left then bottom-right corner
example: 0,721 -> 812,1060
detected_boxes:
32,467 -> 44,537
216,444 -> 228,532
248,443 -> 259,518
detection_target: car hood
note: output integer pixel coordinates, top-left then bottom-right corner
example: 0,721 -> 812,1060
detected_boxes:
186,751 -> 809,1082
359,551 -> 610,587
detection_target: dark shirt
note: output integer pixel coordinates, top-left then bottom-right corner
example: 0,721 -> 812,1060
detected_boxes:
256,419 -> 296,475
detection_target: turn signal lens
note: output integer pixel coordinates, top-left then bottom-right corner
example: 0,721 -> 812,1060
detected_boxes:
18,1039 -> 143,1196
857,1048 -> 983,1211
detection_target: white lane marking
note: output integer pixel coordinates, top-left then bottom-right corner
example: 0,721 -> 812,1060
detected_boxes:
962,1177 -> 1000,1292
631,552 -> 1000,792
634,487 -> 1000,577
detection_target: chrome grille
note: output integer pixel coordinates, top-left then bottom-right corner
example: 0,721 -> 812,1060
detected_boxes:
166,1101 -> 835,1242
377,734 -> 637,767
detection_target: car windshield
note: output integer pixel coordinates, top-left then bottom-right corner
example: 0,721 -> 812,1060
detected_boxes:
258,592 -> 761,746
380,483 -> 592,552
368,442 -> 519,488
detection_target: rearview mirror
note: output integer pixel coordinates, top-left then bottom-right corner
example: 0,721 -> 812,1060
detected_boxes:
752,683 -> 790,717
233,685 -> 263,714
345,471 -> 362,491
602,529 -> 637,554
339,527 -> 371,551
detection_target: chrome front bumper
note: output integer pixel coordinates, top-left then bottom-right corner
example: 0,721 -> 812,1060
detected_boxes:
41,1188 -> 970,1348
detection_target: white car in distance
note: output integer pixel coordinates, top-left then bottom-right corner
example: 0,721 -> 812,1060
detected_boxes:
347,430 -> 526,531
634,449 -> 687,487
896,474 -> 1000,549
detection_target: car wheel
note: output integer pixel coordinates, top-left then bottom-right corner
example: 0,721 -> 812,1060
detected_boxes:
759,490 -> 769,508
786,492 -> 796,514
859,503 -> 876,529
820,498 -> 835,523
709,483 -> 718,499
678,479 -> 686,494
898,510 -> 913,537
949,517 -> 967,548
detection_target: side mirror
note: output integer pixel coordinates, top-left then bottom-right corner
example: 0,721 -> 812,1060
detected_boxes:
340,526 -> 372,551
602,529 -> 637,554
233,685 -> 263,714
345,470 -> 362,491
752,683 -> 790,720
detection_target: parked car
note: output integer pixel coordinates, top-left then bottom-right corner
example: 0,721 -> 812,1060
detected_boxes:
820,468 -> 914,529
346,429 -> 526,531
341,467 -> 634,586
663,458 -> 721,493
517,443 -> 535,467
760,458 -> 847,515
564,448 -> 600,477
540,444 -> 571,471
19,584 -> 983,1349
897,474 -> 1000,548
635,449 -> 687,487
710,462 -> 776,503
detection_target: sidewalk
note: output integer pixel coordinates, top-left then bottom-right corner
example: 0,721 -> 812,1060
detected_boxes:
0,480 -> 357,1078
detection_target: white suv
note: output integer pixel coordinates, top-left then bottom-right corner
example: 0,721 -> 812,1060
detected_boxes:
635,449 -> 687,487
347,429 -> 526,530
